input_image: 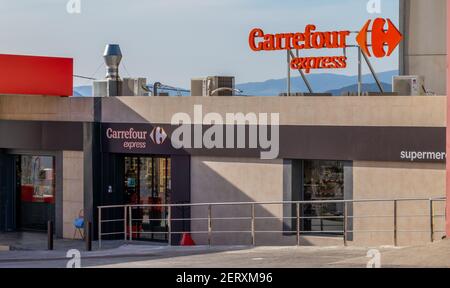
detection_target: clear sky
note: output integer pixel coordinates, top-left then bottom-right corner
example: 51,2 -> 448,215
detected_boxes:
0,0 -> 399,88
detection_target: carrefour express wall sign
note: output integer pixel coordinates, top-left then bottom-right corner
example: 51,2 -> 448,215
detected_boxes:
248,18 -> 402,73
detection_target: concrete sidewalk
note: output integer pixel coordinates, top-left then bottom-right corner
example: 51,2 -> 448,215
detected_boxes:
333,239 -> 450,268
0,244 -> 225,263
92,241 -> 450,268
0,245 -> 440,268
0,232 -> 449,268
0,232 -> 129,251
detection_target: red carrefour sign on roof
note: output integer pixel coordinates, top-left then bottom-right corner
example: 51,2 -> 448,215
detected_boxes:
0,54 -> 73,97
249,18 -> 402,73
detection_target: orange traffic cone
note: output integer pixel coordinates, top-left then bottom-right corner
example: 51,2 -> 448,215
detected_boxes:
180,233 -> 196,246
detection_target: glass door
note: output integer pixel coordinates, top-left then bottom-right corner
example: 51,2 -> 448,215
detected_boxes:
124,157 -> 139,205
302,160 -> 344,235
124,156 -> 171,242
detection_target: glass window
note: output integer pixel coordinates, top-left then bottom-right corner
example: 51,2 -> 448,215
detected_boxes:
17,155 -> 56,231
124,157 -> 138,204
139,157 -> 153,204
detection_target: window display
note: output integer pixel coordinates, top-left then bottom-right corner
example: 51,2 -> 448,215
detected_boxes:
16,155 -> 56,231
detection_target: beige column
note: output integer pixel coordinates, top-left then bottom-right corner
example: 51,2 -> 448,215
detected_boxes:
62,151 -> 84,239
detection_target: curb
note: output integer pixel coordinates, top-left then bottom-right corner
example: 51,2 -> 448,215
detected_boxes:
0,252 -> 160,263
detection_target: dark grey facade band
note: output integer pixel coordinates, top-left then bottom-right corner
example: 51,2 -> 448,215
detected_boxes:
102,123 -> 446,163
0,120 -> 84,151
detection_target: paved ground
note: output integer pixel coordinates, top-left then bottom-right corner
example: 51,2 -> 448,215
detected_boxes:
0,232 -> 449,268
0,232 -> 129,251
0,241 -> 449,268
0,245 -> 380,268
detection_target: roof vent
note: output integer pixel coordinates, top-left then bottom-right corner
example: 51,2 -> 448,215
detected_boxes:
103,44 -> 122,80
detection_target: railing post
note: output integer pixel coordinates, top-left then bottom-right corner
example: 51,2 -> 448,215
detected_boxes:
296,203 -> 300,246
98,207 -> 102,249
208,205 -> 212,246
429,199 -> 434,243
123,206 -> 127,241
393,200 -> 398,247
343,202 -> 348,247
168,206 -> 172,246
129,206 -> 133,242
251,204 -> 256,246
85,221 -> 92,251
47,221 -> 54,251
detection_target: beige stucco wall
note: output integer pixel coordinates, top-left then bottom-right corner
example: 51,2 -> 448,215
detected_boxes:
101,96 -> 446,127
0,94 -> 93,122
190,156 -> 290,245
0,94 -> 445,128
402,0 -> 447,95
352,161 -> 446,246
62,151 -> 84,239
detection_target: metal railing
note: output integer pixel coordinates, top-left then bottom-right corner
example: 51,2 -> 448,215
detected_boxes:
97,197 -> 446,248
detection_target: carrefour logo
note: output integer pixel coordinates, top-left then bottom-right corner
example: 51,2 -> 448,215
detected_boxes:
150,127 -> 168,145
356,18 -> 402,58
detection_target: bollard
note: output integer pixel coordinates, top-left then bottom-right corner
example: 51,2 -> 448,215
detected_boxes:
47,221 -> 54,251
85,222 -> 92,251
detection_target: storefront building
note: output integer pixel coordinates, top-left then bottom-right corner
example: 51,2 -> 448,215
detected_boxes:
0,94 -> 446,246
0,0 -> 448,246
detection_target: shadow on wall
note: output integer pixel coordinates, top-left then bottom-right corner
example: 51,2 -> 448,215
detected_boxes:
189,157 -> 343,246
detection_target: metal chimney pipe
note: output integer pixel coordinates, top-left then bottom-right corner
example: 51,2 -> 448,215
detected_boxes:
103,44 -> 122,80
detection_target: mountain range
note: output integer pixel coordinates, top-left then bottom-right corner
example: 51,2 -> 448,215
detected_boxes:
73,70 -> 397,97
235,70 -> 396,96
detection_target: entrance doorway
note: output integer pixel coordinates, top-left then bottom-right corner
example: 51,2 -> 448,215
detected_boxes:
302,160 -> 345,235
123,156 -> 171,241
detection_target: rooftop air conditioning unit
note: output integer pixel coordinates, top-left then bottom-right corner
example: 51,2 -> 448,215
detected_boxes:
393,76 -> 425,96
191,78 -> 203,96
122,78 -> 149,96
191,76 -> 235,96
